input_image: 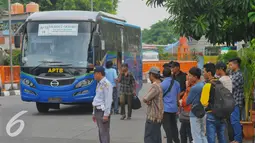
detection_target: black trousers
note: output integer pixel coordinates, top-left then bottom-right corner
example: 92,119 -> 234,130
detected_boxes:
226,117 -> 234,142
144,119 -> 162,143
163,112 -> 180,143
180,122 -> 192,143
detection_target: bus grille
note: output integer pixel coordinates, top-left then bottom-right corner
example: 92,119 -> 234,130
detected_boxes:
35,78 -> 75,86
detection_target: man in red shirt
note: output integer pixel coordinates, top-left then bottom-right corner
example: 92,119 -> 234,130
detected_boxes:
179,79 -> 193,143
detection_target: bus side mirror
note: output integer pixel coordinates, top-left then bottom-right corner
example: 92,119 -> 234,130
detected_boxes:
14,36 -> 21,48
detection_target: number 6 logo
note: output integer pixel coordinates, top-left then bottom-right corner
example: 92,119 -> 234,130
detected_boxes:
6,111 -> 28,137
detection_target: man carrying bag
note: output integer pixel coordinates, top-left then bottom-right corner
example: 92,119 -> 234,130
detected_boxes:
161,67 -> 180,143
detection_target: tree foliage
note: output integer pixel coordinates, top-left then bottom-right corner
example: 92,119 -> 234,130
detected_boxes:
248,0 -> 255,23
142,19 -> 178,45
0,0 -> 6,18
217,51 -> 238,64
3,49 -> 21,65
239,38 -> 255,120
146,0 -> 255,46
2,0 -> 118,14
158,46 -> 171,60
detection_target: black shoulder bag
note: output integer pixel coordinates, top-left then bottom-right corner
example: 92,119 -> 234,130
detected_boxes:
163,79 -> 175,97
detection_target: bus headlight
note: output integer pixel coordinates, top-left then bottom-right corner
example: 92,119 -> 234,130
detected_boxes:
75,79 -> 93,88
22,79 -> 35,88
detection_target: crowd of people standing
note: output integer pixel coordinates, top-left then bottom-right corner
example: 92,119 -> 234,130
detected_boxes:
91,57 -> 244,143
143,57 -> 244,143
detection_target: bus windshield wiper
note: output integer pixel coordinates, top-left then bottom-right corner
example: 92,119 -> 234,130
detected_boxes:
39,60 -> 63,64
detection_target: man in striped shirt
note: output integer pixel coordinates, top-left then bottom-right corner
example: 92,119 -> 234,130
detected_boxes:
143,67 -> 164,143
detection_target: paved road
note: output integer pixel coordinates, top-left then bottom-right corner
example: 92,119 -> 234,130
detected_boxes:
0,84 -> 253,143
0,84 -> 152,143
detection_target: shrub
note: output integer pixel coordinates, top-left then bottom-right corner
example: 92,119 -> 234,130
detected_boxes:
217,50 -> 238,63
3,49 -> 21,66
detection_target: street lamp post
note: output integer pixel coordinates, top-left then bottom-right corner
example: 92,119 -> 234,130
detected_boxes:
8,0 -> 14,90
91,0 -> 93,11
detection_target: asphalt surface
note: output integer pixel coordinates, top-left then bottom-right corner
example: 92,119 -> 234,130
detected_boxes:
0,84 -> 152,143
0,83 -> 253,143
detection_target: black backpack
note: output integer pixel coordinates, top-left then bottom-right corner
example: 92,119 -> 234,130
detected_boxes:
211,80 -> 236,119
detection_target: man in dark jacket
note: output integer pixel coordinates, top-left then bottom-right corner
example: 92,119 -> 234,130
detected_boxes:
171,62 -> 187,101
171,62 -> 186,93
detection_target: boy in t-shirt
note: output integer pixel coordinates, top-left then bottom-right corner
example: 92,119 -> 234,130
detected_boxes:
215,62 -> 234,143
216,62 -> 232,93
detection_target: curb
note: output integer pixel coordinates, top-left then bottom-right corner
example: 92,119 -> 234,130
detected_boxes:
1,90 -> 20,96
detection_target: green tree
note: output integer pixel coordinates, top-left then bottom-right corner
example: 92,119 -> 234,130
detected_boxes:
6,0 -> 118,14
146,0 -> 253,46
3,49 -> 21,65
158,46 -> 171,60
142,19 -> 178,45
248,0 -> 255,23
0,0 -> 6,18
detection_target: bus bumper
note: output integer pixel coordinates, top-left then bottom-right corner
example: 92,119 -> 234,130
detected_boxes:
20,85 -> 95,104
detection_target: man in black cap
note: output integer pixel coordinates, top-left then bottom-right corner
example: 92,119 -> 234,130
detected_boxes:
169,61 -> 174,67
92,66 -> 113,143
163,63 -> 170,69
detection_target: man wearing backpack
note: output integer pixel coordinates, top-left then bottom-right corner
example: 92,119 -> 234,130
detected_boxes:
215,62 -> 234,142
200,63 -> 235,143
200,63 -> 226,143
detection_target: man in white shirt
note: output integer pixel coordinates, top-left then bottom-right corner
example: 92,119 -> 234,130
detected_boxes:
215,62 -> 233,93
215,62 -> 233,143
92,66 -> 113,143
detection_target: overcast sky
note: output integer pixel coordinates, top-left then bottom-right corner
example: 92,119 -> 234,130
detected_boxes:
117,0 -> 169,29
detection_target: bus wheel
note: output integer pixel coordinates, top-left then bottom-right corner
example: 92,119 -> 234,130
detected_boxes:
36,102 -> 50,113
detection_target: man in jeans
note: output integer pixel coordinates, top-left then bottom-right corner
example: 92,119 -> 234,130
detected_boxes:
215,62 -> 233,142
118,63 -> 136,120
228,58 -> 244,143
186,67 -> 207,143
161,67 -> 180,143
200,63 -> 226,143
143,67 -> 164,143
105,61 -> 119,114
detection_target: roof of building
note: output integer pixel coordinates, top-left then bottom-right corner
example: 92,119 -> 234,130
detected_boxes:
26,11 -> 126,22
0,12 -> 31,22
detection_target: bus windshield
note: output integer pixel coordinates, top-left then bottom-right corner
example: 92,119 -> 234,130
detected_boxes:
22,21 -> 92,67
